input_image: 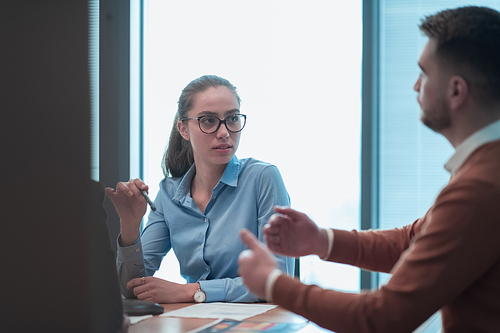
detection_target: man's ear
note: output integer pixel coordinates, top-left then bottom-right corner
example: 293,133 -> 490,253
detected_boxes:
448,75 -> 469,110
177,121 -> 190,141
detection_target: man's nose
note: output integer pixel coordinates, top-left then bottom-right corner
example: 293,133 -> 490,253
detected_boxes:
414,74 -> 422,92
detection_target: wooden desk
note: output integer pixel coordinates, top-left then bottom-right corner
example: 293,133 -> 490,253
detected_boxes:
128,303 -> 332,333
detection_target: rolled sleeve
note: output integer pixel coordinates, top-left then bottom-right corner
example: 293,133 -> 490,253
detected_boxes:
116,235 -> 146,298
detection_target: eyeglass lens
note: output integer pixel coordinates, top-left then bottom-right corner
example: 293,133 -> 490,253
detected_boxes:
199,115 -> 246,134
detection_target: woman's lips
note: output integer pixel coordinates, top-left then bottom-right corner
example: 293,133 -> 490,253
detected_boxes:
213,144 -> 232,153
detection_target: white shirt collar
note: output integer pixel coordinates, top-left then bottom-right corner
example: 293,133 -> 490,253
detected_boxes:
445,118 -> 500,175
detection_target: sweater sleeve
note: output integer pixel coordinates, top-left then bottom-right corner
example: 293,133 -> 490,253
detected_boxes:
327,219 -> 420,273
272,180 -> 500,332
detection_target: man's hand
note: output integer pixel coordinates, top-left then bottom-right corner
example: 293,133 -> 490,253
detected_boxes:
238,229 -> 278,299
127,276 -> 199,304
264,206 -> 329,258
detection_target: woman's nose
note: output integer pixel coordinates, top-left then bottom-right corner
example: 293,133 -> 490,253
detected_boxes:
216,123 -> 229,138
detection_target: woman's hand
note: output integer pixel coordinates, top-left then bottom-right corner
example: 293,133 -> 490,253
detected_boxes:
127,276 -> 199,304
105,178 -> 150,246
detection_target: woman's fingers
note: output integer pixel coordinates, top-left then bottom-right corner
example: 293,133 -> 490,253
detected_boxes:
128,179 -> 150,202
128,276 -> 157,301
114,180 -> 150,205
137,293 -> 154,301
114,181 -> 133,197
131,178 -> 148,192
105,179 -> 149,200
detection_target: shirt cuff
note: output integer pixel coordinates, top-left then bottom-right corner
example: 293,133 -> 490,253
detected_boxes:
198,279 -> 225,303
320,228 -> 334,261
117,234 -> 143,263
265,268 -> 283,302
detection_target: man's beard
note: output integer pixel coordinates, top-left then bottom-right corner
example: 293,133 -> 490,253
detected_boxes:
421,99 -> 451,132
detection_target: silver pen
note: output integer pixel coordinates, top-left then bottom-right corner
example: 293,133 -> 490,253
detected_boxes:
141,190 -> 157,211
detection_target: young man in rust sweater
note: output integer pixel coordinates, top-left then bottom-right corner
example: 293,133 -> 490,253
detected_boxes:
238,6 -> 500,333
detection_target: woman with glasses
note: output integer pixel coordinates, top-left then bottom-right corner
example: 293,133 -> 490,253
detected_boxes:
106,75 -> 294,304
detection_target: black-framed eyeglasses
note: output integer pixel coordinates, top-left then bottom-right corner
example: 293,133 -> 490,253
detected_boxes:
181,114 -> 247,134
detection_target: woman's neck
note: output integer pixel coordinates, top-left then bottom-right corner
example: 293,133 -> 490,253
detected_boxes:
192,168 -> 223,193
190,163 -> 227,213
191,161 -> 227,195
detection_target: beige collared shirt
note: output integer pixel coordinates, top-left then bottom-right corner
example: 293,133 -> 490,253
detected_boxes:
445,118 -> 500,175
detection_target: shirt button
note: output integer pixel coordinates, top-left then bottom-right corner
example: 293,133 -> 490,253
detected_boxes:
206,267 -> 209,271
135,248 -> 141,252
204,218 -> 208,223
201,243 -> 204,248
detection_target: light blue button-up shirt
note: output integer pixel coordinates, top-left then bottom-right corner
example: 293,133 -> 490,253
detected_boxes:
117,156 -> 294,302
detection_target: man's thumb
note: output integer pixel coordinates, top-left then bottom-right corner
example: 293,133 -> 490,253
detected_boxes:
239,228 -> 260,250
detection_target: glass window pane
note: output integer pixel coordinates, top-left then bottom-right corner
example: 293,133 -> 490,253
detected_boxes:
378,0 -> 500,286
89,0 -> 99,181
142,0 -> 362,292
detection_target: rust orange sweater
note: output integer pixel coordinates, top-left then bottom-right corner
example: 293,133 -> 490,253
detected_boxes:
273,140 -> 500,332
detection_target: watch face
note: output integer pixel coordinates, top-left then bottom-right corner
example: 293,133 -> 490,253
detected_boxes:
194,290 -> 206,303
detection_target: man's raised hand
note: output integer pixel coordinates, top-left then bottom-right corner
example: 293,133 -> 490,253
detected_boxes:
264,206 -> 330,259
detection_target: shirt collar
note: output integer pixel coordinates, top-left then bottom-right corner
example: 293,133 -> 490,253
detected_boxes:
218,155 -> 240,187
173,164 -> 196,202
173,155 -> 241,202
445,118 -> 500,175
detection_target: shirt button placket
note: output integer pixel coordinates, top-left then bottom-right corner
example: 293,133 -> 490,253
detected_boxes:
202,217 -> 209,274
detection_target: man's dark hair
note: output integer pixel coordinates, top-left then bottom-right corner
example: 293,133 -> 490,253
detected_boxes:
419,6 -> 500,107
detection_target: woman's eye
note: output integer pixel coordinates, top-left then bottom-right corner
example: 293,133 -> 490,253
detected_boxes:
202,117 -> 216,124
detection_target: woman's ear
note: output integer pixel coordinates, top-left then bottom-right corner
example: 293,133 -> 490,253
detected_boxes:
448,75 -> 469,110
177,121 -> 190,141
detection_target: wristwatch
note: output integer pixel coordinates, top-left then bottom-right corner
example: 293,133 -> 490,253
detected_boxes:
193,284 -> 206,303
